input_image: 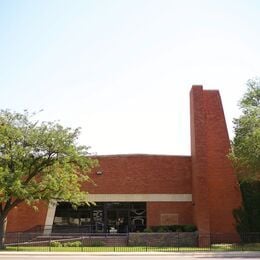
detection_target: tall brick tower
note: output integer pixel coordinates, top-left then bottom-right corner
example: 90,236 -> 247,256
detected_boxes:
190,86 -> 241,244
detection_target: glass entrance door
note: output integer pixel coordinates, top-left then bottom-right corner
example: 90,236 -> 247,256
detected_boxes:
107,209 -> 129,233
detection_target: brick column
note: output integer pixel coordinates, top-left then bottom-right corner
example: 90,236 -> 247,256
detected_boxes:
190,86 -> 211,246
190,85 -> 241,246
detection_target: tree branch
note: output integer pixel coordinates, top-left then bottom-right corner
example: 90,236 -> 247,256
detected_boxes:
23,152 -> 55,185
3,198 -> 12,214
2,198 -> 23,219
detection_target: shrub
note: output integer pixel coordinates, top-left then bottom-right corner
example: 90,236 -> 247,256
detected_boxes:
147,225 -> 197,232
168,225 -> 179,232
63,241 -> 82,247
157,226 -> 168,232
50,241 -> 62,247
183,224 -> 197,232
143,227 -> 153,232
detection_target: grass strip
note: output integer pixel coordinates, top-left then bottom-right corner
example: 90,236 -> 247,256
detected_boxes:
2,244 -> 259,252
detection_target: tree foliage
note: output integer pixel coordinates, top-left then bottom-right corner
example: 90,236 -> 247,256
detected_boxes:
0,110 -> 97,237
233,182 -> 260,233
230,78 -> 260,182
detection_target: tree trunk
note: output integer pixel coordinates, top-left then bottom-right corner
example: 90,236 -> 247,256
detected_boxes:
0,217 -> 7,249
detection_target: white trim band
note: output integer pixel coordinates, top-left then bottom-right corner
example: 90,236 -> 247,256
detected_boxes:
87,194 -> 192,202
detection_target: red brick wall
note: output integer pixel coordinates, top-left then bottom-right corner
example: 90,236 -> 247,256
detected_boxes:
7,155 -> 193,232
84,155 -> 192,194
85,155 -> 193,228
203,90 -> 241,233
147,202 -> 193,226
190,86 -> 241,235
6,201 -> 48,232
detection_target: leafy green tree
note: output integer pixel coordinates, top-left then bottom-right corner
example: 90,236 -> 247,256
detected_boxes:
233,182 -> 260,234
230,78 -> 260,182
0,110 -> 97,248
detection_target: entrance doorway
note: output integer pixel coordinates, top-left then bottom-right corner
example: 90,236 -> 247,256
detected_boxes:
107,209 -> 129,233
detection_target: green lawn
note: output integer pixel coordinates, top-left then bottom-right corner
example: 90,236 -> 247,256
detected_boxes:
4,246 -> 210,252
2,244 -> 260,252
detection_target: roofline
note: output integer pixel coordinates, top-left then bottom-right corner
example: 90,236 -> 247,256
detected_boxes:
89,153 -> 191,158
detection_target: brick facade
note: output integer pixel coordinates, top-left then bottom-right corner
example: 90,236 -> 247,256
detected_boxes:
82,155 -> 192,194
7,201 -> 48,232
6,86 -> 241,241
190,86 -> 241,236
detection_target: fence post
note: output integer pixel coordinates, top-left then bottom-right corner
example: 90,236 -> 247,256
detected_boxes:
114,237 -> 116,252
209,233 -> 212,251
177,232 -> 180,252
49,236 -> 51,252
241,233 -> 244,251
81,234 -> 83,252
17,232 -> 19,251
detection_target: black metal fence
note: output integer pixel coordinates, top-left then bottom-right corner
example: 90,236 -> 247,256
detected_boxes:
1,232 -> 260,252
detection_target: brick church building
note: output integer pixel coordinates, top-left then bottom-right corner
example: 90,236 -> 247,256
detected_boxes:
6,86 -> 241,239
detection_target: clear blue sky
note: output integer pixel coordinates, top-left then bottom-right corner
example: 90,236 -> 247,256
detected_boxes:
1,0 -> 260,155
